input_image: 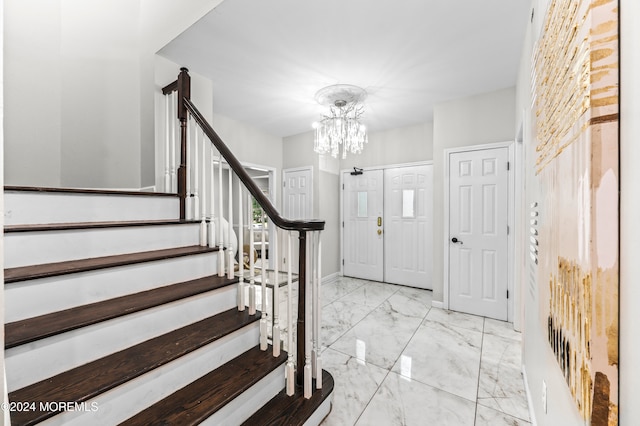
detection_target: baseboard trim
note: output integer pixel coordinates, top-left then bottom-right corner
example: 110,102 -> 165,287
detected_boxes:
521,365 -> 537,426
431,300 -> 444,309
322,272 -> 339,285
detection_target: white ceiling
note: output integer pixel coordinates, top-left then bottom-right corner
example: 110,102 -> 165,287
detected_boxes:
159,0 -> 531,138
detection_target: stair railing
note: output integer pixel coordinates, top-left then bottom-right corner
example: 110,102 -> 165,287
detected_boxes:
162,68 -> 325,397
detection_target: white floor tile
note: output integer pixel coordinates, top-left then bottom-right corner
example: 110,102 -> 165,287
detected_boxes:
475,404 -> 531,425
338,281 -> 400,307
321,300 -> 375,347
319,348 -> 388,426
425,307 -> 485,332
318,277 -> 531,426
330,303 -> 424,369
355,372 -> 476,426
392,319 -> 483,401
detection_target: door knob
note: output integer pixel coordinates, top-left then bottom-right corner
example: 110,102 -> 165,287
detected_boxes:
451,237 -> 463,244
377,229 -> 383,235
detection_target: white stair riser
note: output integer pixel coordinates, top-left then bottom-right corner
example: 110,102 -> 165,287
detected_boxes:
5,224 -> 202,268
304,396 -> 333,426
40,325 -> 260,426
4,192 -> 179,225
202,365 -> 286,426
6,285 -> 239,391
5,253 -> 218,322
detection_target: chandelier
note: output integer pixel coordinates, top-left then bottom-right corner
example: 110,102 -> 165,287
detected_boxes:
312,84 -> 368,159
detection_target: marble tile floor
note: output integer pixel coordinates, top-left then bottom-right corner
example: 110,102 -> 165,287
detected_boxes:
318,277 -> 531,426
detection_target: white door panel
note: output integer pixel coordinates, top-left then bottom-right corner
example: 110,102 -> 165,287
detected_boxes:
384,165 -> 433,289
283,168 -> 312,220
283,168 -> 312,273
343,170 -> 384,281
449,148 -> 508,320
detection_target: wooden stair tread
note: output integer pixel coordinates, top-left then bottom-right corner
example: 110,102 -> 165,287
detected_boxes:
241,370 -> 335,426
4,219 -> 200,233
5,275 -> 238,349
4,185 -> 178,198
4,245 -> 218,283
8,308 -> 260,426
120,345 -> 287,426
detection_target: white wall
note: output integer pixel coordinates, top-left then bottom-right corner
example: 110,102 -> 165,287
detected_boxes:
432,87 -> 516,303
618,0 -> 639,423
212,114 -> 283,176
341,122 -> 433,170
1,4 -> 9,423
4,0 -> 62,187
4,0 -> 224,189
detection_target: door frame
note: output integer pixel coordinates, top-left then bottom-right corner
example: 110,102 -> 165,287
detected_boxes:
443,142 -> 515,321
339,160 -> 433,278
242,161 -> 277,270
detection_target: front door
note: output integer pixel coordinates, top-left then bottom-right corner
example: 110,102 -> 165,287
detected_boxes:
343,169 -> 384,281
448,147 -> 509,320
383,165 -> 433,289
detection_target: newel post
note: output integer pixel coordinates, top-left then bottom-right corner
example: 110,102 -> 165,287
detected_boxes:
177,67 -> 191,220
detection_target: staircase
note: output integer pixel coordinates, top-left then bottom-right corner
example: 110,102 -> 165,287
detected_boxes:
3,186 -> 333,425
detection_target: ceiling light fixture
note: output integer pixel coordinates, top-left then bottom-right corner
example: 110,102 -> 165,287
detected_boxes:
312,84 -> 368,159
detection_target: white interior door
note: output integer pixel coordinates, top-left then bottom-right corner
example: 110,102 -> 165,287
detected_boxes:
283,167 -> 312,273
384,165 -> 433,289
448,147 -> 509,320
343,170 -> 384,281
283,167 -> 312,220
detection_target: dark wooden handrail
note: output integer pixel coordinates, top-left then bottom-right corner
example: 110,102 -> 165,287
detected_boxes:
183,98 -> 325,232
163,68 -> 324,389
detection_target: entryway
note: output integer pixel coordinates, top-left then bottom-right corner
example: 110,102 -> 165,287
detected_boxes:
341,163 -> 433,289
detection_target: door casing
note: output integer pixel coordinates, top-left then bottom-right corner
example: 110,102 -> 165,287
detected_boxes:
443,142 -> 515,321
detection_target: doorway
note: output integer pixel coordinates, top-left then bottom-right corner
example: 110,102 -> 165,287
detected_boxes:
445,144 -> 512,321
341,163 -> 433,289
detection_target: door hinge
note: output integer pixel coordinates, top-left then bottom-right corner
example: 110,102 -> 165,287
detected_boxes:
507,225 -> 510,235
342,183 -> 345,190
342,259 -> 344,265
342,221 -> 344,227
283,181 -> 286,187
507,161 -> 510,171
507,290 -> 510,299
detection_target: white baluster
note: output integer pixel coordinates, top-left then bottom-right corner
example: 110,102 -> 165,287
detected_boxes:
209,147 -> 216,248
185,116 -> 192,220
193,124 -> 200,221
260,208 -> 268,351
286,231 -> 295,396
170,91 -> 177,193
227,166 -> 234,279
304,233 -> 312,398
248,193 -> 256,315
164,94 -> 171,192
218,154 -> 224,277
310,231 -> 317,379
315,231 -> 323,389
273,227 -> 281,357
237,179 -> 245,311
199,129 -> 207,246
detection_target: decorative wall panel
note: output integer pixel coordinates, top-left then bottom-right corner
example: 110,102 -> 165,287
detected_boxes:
532,0 -> 618,424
